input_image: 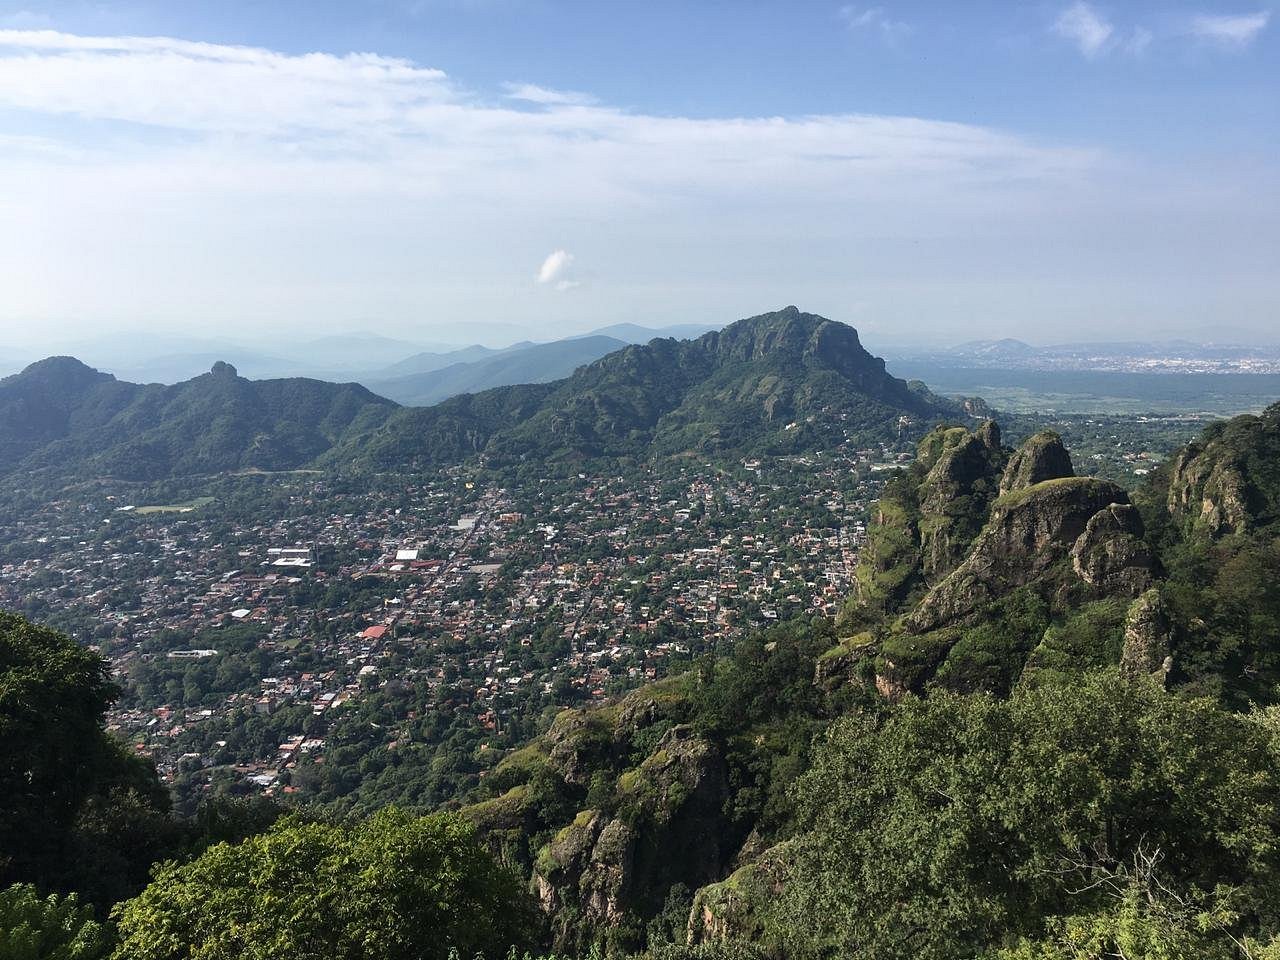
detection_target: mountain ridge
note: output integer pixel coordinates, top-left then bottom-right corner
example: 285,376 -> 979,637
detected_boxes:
1,308 -> 973,482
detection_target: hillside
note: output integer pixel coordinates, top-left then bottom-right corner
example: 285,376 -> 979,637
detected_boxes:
441,401 -> 1280,956
0,358 -> 398,481
368,335 -> 628,406
336,307 -> 972,468
5,404 -> 1280,959
1,309 -> 968,484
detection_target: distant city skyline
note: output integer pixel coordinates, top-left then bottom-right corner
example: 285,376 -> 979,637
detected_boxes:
0,0 -> 1276,348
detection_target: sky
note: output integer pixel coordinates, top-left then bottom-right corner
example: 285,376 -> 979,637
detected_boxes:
0,0 -> 1276,351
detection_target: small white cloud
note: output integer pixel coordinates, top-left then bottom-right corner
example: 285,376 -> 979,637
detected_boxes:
838,5 -> 910,39
1189,11 -> 1269,47
503,82 -> 596,106
1125,26 -> 1153,55
536,249 -> 576,287
1054,2 -> 1114,56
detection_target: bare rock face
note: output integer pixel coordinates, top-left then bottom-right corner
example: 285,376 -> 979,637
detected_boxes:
1121,588 -> 1173,683
533,810 -> 636,926
534,810 -> 607,914
999,430 -> 1074,496
687,841 -> 793,947
1071,502 -> 1155,597
544,710 -> 613,787
917,423 -> 1006,582
581,819 -> 637,924
906,477 -> 1130,634
1167,445 -> 1252,537
533,725 -> 730,937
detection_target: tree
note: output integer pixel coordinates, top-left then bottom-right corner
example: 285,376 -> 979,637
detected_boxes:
0,883 -> 111,960
782,672 -> 1280,960
1,613 -> 176,908
111,809 -> 538,960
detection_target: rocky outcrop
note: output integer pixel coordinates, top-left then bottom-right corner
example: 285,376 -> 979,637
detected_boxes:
687,842 -> 793,948
532,725 -> 730,938
535,809 -> 607,915
906,477 -> 1131,634
850,495 -> 919,620
999,430 -> 1074,496
581,819 -> 637,924
916,423 -> 1005,582
1071,502 -> 1155,597
813,632 -> 874,689
544,710 -> 615,787
1121,589 -> 1173,683
1167,444 -> 1252,537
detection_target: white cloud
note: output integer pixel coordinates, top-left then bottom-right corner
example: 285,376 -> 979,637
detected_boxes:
536,250 -> 577,289
1125,26 -> 1153,55
1053,2 -> 1114,56
6,28 -> 1265,344
838,5 -> 910,39
503,83 -> 596,106
0,29 -> 454,135
1189,11 -> 1270,47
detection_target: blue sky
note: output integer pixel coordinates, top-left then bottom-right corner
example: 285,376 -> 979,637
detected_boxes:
0,0 -> 1276,348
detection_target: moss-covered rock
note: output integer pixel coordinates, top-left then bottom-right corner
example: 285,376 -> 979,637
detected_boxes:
687,842 -> 793,949
1121,588 -> 1173,683
999,429 -> 1074,496
916,421 -> 1005,583
906,477 -> 1131,634
1070,501 -> 1155,597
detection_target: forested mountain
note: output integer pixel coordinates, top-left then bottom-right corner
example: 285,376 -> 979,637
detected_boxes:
368,335 -> 628,406
335,307 -> 972,468
0,308 -> 972,483
0,358 -> 398,481
4,404 -> 1280,959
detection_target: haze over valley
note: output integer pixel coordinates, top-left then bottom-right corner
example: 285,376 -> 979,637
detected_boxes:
1,3 -> 1278,959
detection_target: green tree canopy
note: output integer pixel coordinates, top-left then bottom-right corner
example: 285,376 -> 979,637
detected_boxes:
111,809 -> 537,960
783,672 -> 1280,960
0,883 -> 110,960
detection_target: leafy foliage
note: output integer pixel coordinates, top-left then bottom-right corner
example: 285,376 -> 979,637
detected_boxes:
0,884 -> 110,960
783,672 -> 1280,960
0,612 -> 173,907
111,809 -> 538,960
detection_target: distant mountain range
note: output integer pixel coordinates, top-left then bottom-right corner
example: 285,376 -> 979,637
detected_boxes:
367,336 -> 628,406
0,308 -> 972,482
326,306 -> 971,470
4,322 -> 726,400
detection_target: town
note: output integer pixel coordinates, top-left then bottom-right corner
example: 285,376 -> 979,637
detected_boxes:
0,412 -> 1199,813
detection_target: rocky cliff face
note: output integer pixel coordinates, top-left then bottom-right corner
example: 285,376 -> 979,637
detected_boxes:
916,422 -> 1006,583
1071,502 -> 1155,597
1164,403 -> 1280,537
687,841 -> 793,949
906,475 -> 1138,634
852,427 -> 1168,696
1167,443 -> 1253,537
1120,588 -> 1173,683
529,727 -> 732,942
848,421 -> 1006,626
